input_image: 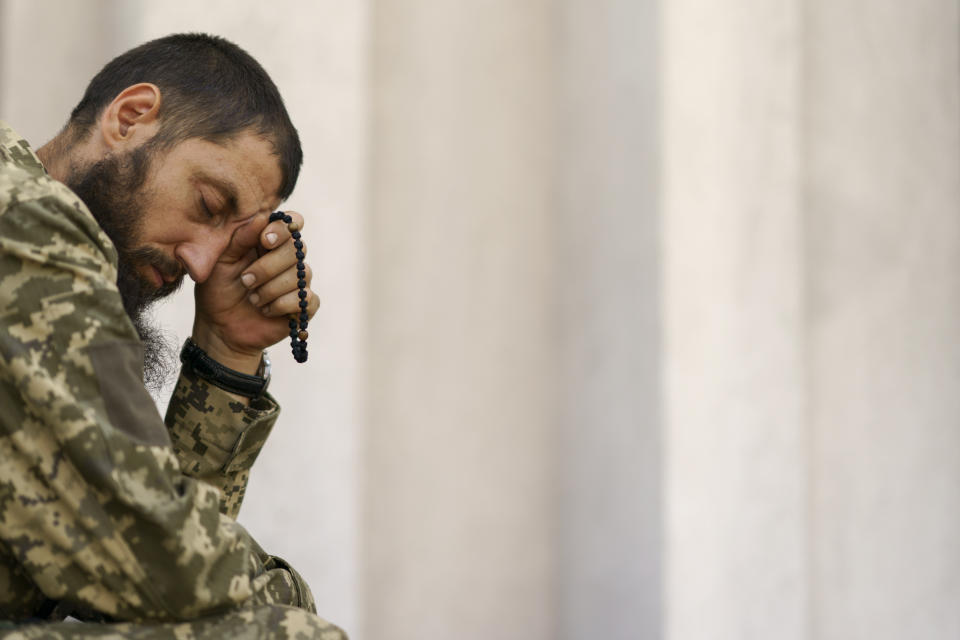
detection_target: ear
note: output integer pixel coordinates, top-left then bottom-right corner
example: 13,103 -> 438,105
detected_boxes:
99,83 -> 162,150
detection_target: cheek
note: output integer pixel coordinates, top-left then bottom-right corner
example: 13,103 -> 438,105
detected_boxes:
137,211 -> 200,247
179,227 -> 238,260
133,175 -> 198,246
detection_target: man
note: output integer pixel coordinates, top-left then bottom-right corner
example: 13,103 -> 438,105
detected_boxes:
0,34 -> 344,639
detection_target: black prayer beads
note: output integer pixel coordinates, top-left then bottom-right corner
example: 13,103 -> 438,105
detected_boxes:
269,211 -> 309,363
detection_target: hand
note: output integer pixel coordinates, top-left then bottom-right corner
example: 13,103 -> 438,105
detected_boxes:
192,211 -> 319,374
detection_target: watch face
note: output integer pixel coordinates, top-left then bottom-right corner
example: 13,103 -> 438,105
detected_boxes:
257,352 -> 271,390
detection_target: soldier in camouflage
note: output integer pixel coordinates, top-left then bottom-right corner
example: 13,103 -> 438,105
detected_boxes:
0,34 -> 344,638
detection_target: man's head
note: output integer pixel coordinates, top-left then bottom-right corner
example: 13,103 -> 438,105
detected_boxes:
45,33 -> 302,388
67,33 -> 301,198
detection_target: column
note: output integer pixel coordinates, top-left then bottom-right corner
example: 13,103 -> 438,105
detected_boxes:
555,1 -> 662,638
806,1 -> 960,637
363,2 -> 556,639
662,1 -> 807,638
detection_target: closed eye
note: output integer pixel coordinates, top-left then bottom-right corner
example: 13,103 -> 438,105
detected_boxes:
199,195 -> 216,220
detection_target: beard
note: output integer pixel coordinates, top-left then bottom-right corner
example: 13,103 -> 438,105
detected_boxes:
65,146 -> 185,392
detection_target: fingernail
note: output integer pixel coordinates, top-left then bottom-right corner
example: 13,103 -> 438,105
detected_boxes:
266,232 -> 278,246
249,293 -> 260,305
241,273 -> 255,287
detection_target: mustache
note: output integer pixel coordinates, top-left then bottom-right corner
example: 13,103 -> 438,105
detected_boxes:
128,246 -> 183,281
125,246 -> 186,298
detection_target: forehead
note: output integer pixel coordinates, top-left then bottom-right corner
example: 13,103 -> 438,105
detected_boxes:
161,131 -> 284,215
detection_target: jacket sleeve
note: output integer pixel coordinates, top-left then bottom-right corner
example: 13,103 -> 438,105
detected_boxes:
0,193 -> 315,622
164,367 -> 279,519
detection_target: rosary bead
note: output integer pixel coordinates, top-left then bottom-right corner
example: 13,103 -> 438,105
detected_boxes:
269,212 -> 309,364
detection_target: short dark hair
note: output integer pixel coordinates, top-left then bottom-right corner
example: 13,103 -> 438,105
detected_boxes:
69,33 -> 302,199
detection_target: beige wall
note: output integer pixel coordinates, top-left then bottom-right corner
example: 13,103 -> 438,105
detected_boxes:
662,0 -> 806,637
2,1 -> 959,638
363,3 -> 557,639
554,0 -> 661,637
806,1 -> 960,636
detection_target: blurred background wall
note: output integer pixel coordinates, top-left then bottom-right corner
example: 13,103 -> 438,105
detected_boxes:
1,1 -> 958,639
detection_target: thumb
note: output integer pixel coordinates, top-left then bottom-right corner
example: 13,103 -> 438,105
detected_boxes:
221,213 -> 270,263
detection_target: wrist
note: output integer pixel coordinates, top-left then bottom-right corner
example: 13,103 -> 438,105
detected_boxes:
180,338 -> 271,400
190,325 -> 262,376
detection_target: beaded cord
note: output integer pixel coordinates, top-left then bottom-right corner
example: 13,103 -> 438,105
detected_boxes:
269,211 -> 309,363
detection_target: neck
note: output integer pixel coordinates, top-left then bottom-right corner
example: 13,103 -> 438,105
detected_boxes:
36,127 -> 86,182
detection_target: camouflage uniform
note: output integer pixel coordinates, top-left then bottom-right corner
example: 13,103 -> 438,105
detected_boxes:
0,122 -> 345,639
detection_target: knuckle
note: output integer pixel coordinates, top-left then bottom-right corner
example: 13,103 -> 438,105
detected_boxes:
260,285 -> 278,302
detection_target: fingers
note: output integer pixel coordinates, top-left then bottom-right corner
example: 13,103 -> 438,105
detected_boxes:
240,210 -> 306,287
247,263 -> 313,306
240,236 -> 306,289
257,285 -> 320,319
259,211 -> 305,253
217,210 -> 305,268
240,210 -> 318,319
221,213 -> 270,263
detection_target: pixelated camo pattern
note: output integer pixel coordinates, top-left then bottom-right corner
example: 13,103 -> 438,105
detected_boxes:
0,122 -> 344,638
0,603 -> 345,639
165,370 -> 279,520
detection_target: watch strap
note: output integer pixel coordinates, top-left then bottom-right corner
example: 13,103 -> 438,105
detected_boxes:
180,338 -> 270,399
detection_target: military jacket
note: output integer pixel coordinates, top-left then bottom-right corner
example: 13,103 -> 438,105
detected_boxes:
0,122 -> 315,622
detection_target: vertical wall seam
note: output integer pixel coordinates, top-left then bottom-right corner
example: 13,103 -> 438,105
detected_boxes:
798,1 -> 815,637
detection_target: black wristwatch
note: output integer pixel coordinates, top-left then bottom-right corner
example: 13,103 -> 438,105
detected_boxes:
179,338 -> 271,399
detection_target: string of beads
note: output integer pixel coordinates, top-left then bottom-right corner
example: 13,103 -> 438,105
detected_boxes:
269,211 -> 309,363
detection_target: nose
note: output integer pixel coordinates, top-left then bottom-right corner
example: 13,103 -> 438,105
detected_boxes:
175,233 -> 230,283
